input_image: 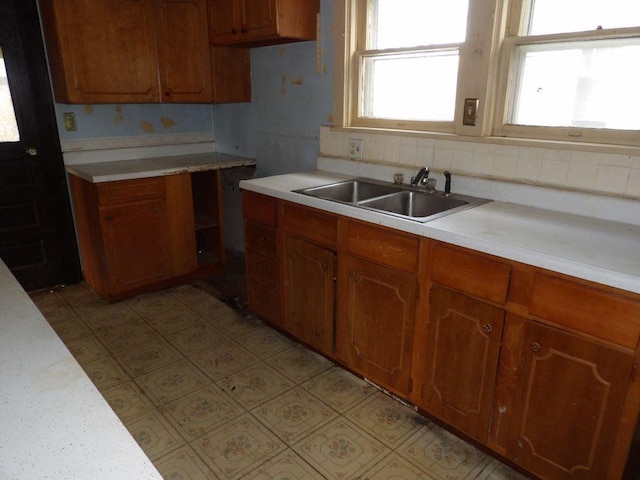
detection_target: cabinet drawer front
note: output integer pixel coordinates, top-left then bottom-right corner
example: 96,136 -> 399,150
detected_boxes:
246,249 -> 279,288
530,273 -> 640,348
247,283 -> 281,324
245,221 -> 277,254
243,191 -> 277,226
430,242 -> 511,304
282,202 -> 338,247
346,221 -> 419,273
97,177 -> 166,205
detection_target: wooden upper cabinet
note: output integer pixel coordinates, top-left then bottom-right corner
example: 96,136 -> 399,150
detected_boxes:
39,0 -> 160,103
507,321 -> 635,480
208,0 -> 319,46
154,0 -> 213,102
39,0 -> 216,103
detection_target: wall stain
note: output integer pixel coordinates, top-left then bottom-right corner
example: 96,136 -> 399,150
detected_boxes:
289,78 -> 303,86
281,75 -> 287,94
160,116 -> 176,129
139,121 -> 155,133
114,114 -> 124,123
83,105 -> 93,114
327,114 -> 333,123
279,47 -> 286,56
115,105 -> 123,113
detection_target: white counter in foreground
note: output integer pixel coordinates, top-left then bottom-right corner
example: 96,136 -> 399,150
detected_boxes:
0,260 -> 161,480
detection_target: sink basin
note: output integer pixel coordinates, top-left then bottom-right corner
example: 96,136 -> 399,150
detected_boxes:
360,190 -> 467,220
294,177 -> 490,222
296,179 -> 400,203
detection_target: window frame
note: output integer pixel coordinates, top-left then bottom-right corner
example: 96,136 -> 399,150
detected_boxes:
334,0 -> 640,150
492,0 -> 640,146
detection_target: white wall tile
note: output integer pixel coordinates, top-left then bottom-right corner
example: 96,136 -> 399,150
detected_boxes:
539,159 -> 569,187
626,169 -> 640,197
492,155 -> 517,179
515,157 -> 542,182
471,152 -> 494,176
566,162 -> 598,190
595,165 -> 630,194
433,147 -> 453,171
452,150 -> 473,174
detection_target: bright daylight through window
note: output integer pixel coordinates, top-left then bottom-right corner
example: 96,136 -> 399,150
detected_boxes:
507,0 -> 640,132
0,47 -> 20,143
358,0 -> 469,125
346,0 -> 640,146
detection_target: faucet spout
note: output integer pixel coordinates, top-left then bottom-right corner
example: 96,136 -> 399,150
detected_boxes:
411,166 -> 430,186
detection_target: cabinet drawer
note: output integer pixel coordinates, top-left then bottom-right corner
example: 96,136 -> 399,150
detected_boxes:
530,273 -> 640,349
245,221 -> 277,254
246,249 -> 279,288
346,220 -> 419,273
430,242 -> 511,304
243,191 -> 277,226
247,283 -> 281,324
282,202 -> 338,247
97,177 -> 166,205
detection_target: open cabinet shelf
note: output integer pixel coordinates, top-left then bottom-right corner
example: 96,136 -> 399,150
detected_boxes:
191,169 -> 225,270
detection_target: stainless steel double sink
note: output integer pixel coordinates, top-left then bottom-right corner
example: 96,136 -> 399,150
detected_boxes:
294,178 -> 490,222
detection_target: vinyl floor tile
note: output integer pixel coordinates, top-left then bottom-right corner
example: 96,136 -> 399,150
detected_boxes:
154,445 -> 219,480
126,410 -> 185,460
190,341 -> 260,381
166,322 -> 229,356
266,345 -> 333,384
243,449 -> 326,480
136,359 -> 212,406
101,381 -> 156,421
65,334 -> 111,365
216,363 -> 295,410
114,338 -> 183,377
303,366 -> 375,412
235,327 -> 296,359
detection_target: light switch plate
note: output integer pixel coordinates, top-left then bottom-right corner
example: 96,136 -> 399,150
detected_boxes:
463,98 -> 479,126
63,112 -> 77,131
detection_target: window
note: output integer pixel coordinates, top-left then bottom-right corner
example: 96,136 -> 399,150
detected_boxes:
338,0 -> 640,148
0,47 -> 20,143
495,0 -> 640,144
348,0 -> 471,132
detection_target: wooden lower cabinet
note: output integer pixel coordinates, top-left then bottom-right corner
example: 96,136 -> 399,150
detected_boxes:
506,321 -> 635,480
241,195 -> 640,480
420,285 -> 505,443
337,254 -> 417,396
283,234 -> 335,356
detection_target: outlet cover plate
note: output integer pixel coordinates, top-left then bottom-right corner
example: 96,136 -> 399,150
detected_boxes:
349,138 -> 363,159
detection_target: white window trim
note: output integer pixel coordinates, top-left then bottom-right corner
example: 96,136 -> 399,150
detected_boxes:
333,0 -> 640,154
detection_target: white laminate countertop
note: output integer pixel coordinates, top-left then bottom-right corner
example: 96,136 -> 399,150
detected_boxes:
0,261 -> 162,480
66,152 -> 256,183
239,171 -> 640,295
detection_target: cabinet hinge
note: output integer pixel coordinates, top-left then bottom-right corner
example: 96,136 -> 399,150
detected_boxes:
408,377 -> 413,393
632,364 -> 638,382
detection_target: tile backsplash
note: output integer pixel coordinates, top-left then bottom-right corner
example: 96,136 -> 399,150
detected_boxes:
319,126 -> 640,200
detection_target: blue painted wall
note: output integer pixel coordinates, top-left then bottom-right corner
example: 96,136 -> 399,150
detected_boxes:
213,0 -> 334,177
54,103 -> 213,141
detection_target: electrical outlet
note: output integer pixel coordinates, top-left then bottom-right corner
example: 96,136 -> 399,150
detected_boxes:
63,112 -> 77,131
349,138 -> 363,159
462,98 -> 479,126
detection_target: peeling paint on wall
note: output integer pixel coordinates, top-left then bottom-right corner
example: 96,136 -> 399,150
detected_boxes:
160,116 -> 176,129
281,75 -> 287,95
114,114 -> 124,123
139,121 -> 155,133
115,105 -> 123,113
279,47 -> 286,56
83,105 -> 93,114
289,78 -> 303,86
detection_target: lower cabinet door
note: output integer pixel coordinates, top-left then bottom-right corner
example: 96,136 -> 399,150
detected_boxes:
283,234 -> 336,356
100,199 -> 172,294
421,285 -> 505,443
338,255 -> 416,396
507,321 -> 635,480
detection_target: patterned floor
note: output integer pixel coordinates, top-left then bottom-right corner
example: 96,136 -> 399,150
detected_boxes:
31,282 -> 529,480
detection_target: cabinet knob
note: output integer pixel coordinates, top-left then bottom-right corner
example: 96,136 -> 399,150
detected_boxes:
231,28 -> 237,34
164,91 -> 172,97
26,146 -> 38,156
530,341 -> 541,353
482,323 -> 493,333
349,270 -> 357,279
240,27 -> 247,33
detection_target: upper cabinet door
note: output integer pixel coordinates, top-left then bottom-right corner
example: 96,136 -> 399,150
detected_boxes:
240,0 -> 277,38
207,0 -> 238,44
39,0 -> 160,103
154,0 -> 213,102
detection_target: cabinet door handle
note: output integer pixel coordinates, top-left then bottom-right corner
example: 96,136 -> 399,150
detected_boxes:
349,270 -> 357,279
482,323 -> 493,333
530,341 -> 541,353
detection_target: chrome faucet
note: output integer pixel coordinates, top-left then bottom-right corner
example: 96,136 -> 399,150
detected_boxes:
411,166 -> 429,187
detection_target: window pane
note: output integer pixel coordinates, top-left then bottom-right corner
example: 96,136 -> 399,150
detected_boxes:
0,47 -> 20,143
371,0 -> 469,49
528,0 -> 640,35
362,50 -> 459,122
510,38 -> 640,130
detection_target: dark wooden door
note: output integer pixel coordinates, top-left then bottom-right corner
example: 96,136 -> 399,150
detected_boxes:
0,0 -> 80,291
